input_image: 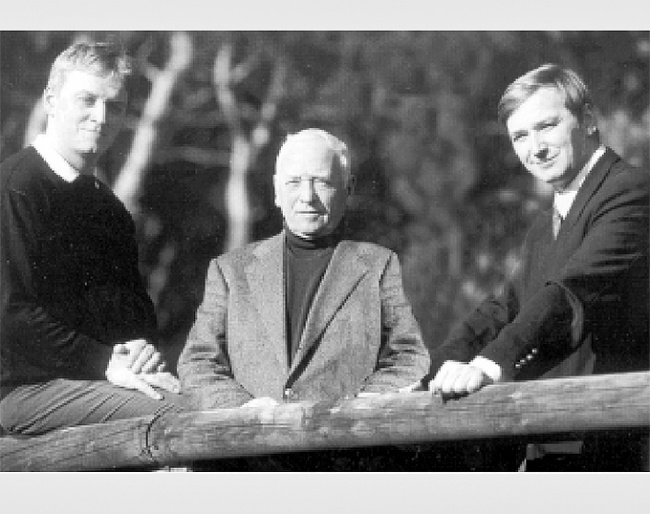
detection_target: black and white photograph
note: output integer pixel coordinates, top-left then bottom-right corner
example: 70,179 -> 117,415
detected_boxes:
0,3 -> 648,510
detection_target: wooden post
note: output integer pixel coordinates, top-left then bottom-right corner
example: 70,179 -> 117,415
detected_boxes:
1,371 -> 648,471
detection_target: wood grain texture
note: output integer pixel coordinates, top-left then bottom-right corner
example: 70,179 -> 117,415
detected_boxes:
0,416 -> 156,471
2,371 -> 648,471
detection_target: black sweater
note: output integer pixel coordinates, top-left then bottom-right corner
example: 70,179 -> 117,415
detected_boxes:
0,147 -> 157,396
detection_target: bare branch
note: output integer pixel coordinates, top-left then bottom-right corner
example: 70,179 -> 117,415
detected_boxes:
113,32 -> 193,214
213,40 -> 288,251
155,146 -> 230,168
250,56 -> 287,156
230,48 -> 263,83
213,43 -> 241,135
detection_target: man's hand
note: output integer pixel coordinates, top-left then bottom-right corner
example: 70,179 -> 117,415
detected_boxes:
429,360 -> 493,397
241,397 -> 280,409
113,339 -> 164,374
106,347 -> 164,400
106,341 -> 180,400
139,371 -> 181,394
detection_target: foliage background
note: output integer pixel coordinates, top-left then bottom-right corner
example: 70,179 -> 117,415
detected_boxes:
1,31 -> 648,371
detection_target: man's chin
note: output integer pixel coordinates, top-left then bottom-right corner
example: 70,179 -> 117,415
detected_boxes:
78,136 -> 113,156
291,225 -> 329,240
76,146 -> 103,158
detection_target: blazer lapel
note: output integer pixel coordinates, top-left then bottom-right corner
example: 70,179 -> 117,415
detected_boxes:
290,241 -> 369,373
562,147 -> 618,233
246,233 -> 289,372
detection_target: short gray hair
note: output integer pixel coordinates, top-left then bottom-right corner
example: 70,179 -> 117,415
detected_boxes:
275,128 -> 351,181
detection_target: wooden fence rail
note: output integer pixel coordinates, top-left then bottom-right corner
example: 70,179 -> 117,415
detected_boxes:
1,371 -> 648,471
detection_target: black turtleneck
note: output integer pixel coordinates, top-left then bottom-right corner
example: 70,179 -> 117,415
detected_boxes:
284,224 -> 342,366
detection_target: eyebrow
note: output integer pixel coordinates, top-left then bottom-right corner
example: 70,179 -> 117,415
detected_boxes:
509,128 -> 527,139
533,114 -> 561,128
509,114 -> 562,138
74,89 -> 126,100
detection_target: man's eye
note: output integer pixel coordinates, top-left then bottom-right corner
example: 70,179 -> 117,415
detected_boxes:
79,96 -> 95,107
313,179 -> 331,189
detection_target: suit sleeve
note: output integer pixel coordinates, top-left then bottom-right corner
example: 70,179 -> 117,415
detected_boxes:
177,259 -> 254,409
361,252 -> 431,392
479,167 -> 649,373
1,185 -> 113,378
423,282 -> 519,382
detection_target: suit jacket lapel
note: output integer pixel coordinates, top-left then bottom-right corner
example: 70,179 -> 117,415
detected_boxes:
562,147 -> 618,232
246,233 -> 289,372
290,240 -> 369,373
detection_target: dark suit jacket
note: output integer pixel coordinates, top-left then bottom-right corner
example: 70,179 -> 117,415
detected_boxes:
178,233 -> 430,409
427,147 -> 649,382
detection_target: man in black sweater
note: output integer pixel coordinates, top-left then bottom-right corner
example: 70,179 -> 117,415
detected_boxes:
0,42 -> 182,435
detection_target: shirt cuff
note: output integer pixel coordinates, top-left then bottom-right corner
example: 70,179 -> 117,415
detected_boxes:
470,355 -> 503,383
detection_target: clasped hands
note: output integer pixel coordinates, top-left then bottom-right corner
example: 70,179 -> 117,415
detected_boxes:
105,339 -> 181,400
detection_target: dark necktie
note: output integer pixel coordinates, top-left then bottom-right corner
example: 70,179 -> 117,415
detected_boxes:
552,207 -> 563,239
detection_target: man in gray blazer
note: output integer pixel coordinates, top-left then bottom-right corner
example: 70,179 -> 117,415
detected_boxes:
178,128 -> 430,411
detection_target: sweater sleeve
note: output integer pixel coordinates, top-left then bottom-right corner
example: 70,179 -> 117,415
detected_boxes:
1,185 -> 114,380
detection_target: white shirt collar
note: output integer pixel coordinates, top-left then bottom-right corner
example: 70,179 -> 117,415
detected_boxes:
554,145 -> 606,219
32,133 -> 96,183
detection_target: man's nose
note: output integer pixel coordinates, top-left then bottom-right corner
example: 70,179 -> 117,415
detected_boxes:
298,179 -> 316,201
90,100 -> 107,124
530,132 -> 548,157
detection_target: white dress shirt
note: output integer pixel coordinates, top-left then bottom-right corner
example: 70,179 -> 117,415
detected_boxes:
32,133 -> 98,185
553,145 -> 606,219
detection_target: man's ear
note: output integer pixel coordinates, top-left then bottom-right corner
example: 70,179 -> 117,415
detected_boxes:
581,104 -> 598,136
43,87 -> 57,116
273,174 -> 281,208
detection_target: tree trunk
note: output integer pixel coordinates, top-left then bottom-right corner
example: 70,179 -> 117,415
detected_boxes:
113,32 -> 193,214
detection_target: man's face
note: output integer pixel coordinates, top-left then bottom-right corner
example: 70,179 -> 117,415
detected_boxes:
274,136 -> 350,240
44,69 -> 127,167
506,87 -> 592,191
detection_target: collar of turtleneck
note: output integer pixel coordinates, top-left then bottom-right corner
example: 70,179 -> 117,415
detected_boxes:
284,222 -> 343,255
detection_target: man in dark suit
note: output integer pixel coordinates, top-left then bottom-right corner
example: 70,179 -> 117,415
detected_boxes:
178,128 -> 430,412
0,42 -> 182,435
424,64 -> 649,471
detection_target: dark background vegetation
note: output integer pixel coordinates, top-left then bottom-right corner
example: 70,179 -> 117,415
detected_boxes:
2,30 -> 648,374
